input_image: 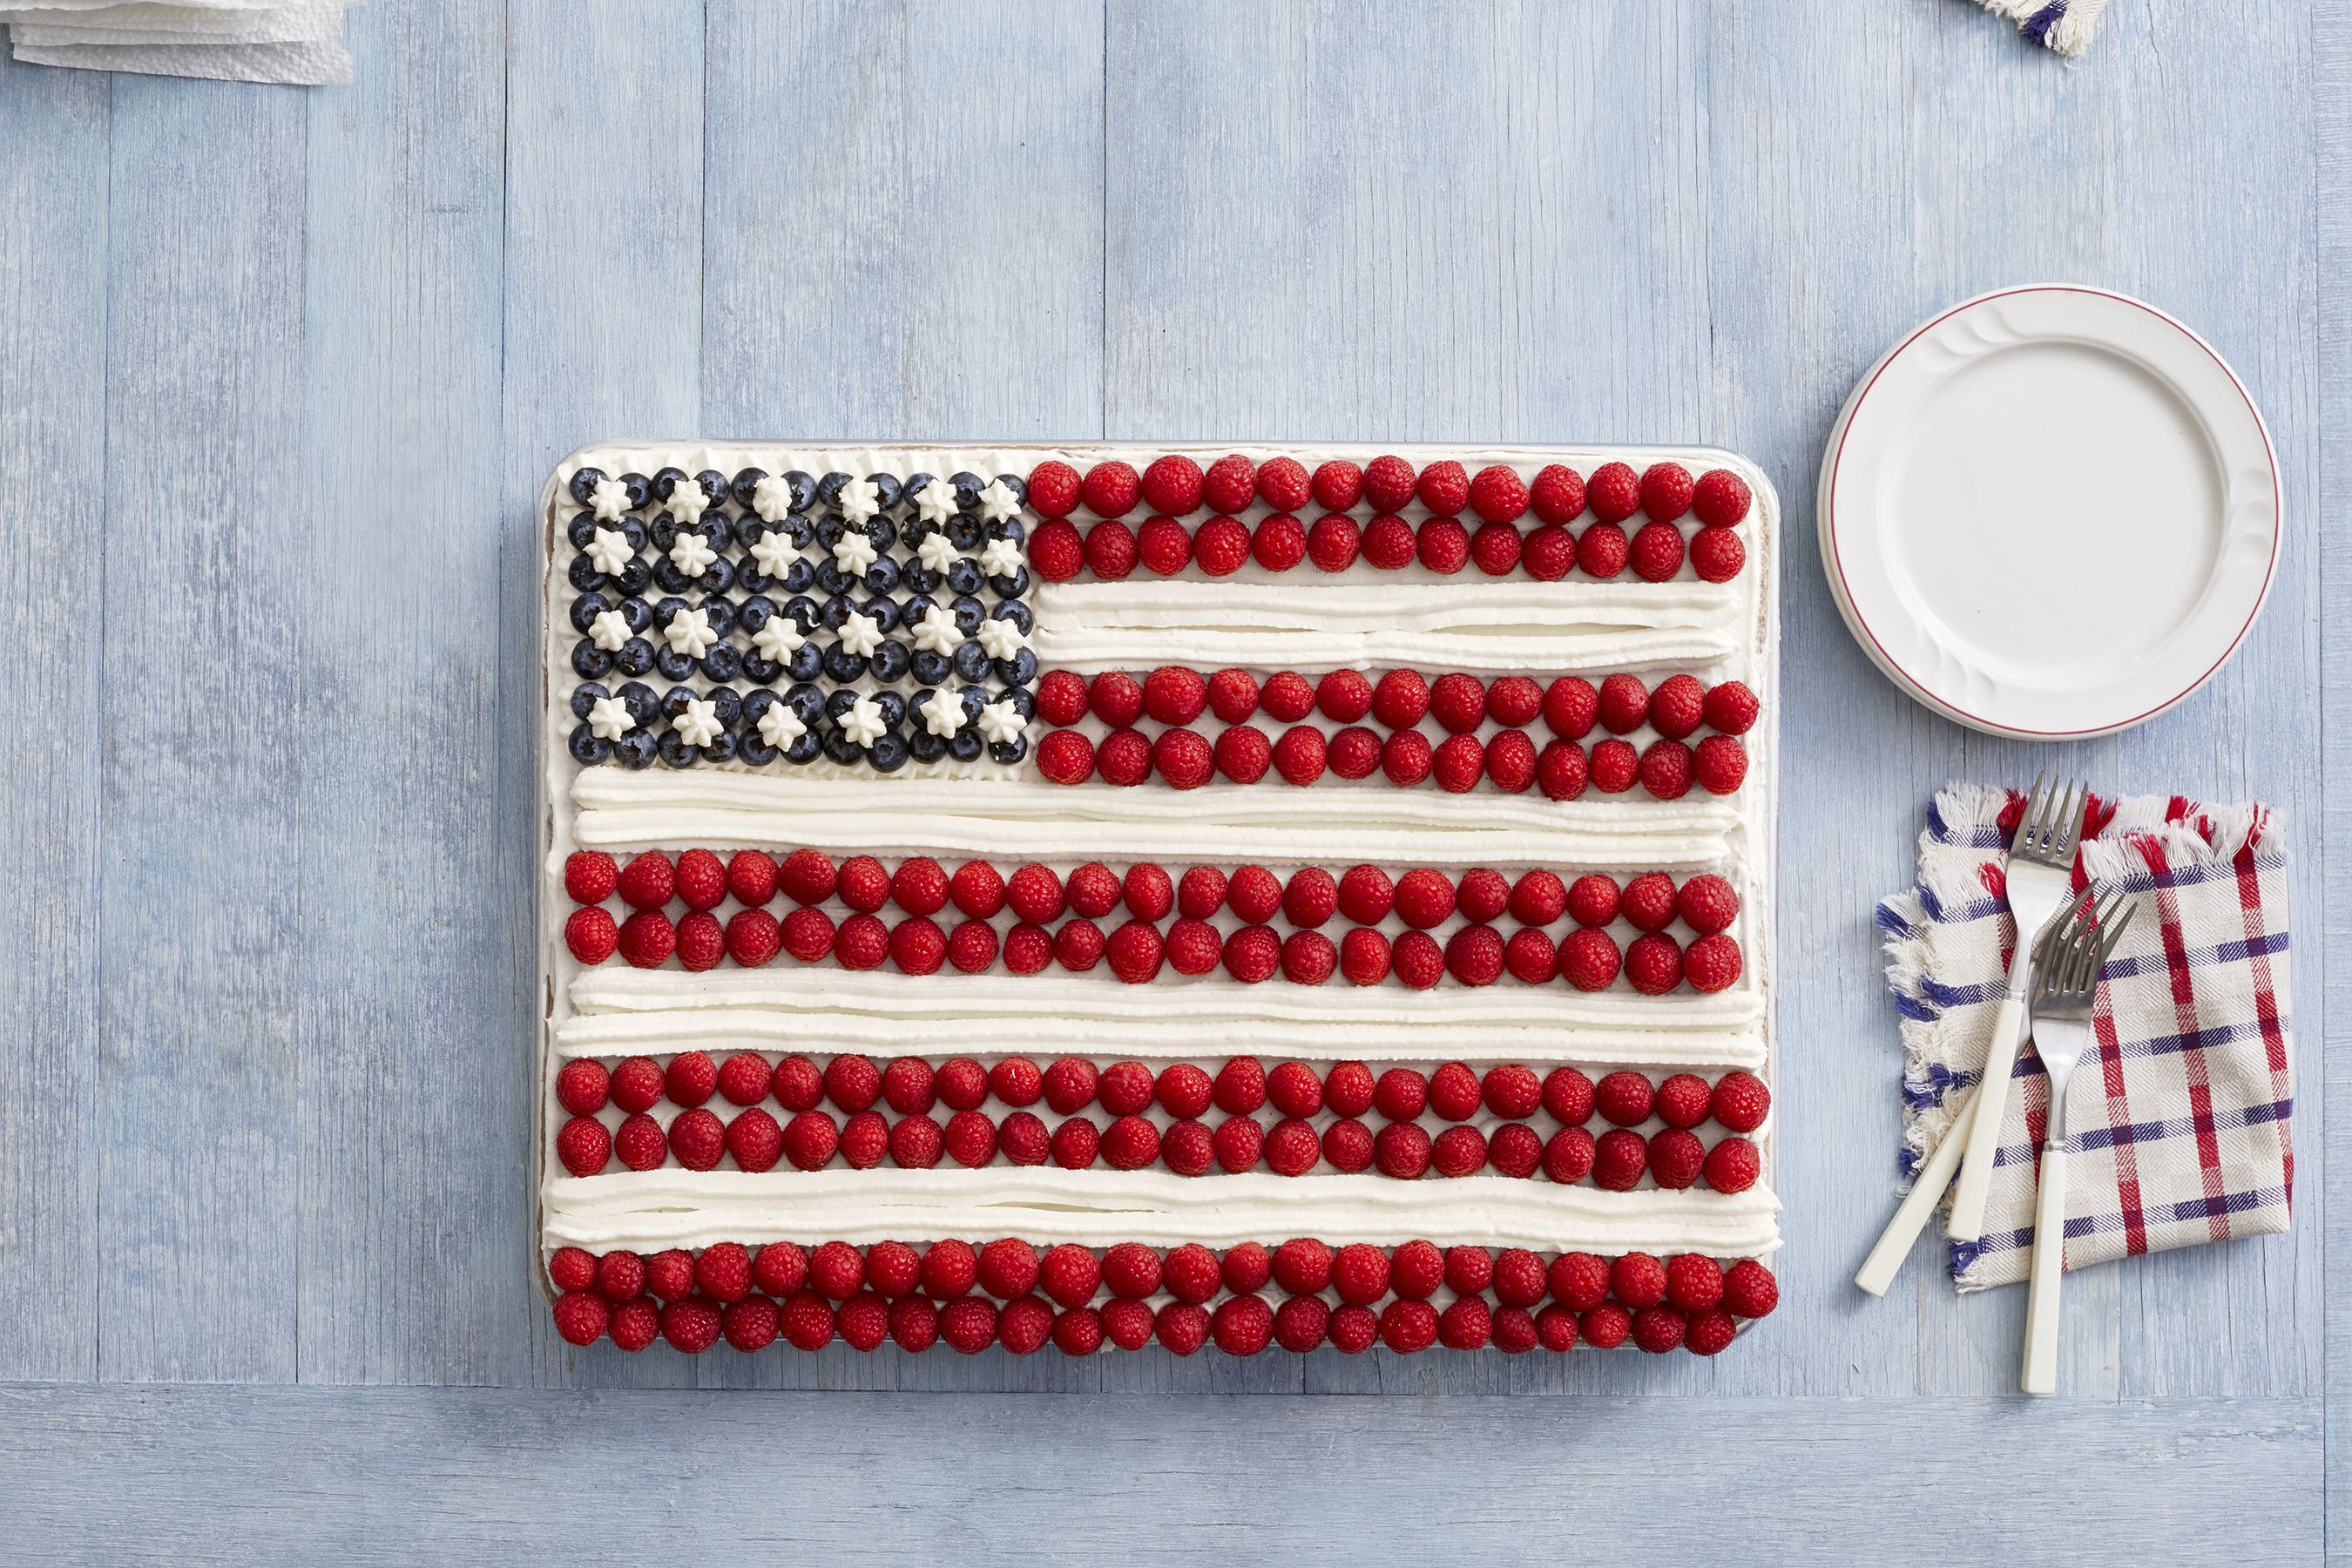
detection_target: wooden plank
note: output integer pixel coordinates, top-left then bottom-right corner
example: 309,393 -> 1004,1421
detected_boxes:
503,0 -> 707,1389
0,1384 -> 2322,1563
0,51 -> 110,1383
98,73 -> 313,1383
292,0 -> 516,1385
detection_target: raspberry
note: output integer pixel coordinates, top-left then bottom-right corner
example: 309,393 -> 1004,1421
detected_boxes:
1469,463 -> 1529,523
946,920 -> 998,973
1661,1254 -> 1725,1314
1037,1243 -> 1101,1309
1321,929 -> 1380,988
889,1297 -> 941,1352
1621,871 -> 1679,931
1273,726 -> 1327,785
1257,456 -> 1311,510
616,909 -> 674,968
1569,1301 -> 1625,1348
1141,454 -> 1206,514
1260,670 -> 1316,722
1027,519 -> 1085,581
668,848 -> 722,912
1669,875 -> 1737,937
932,1058 -> 988,1111
1027,459 -> 1081,517
1422,672 -> 1481,735
1138,515 -> 1192,574
1534,682 -> 1594,747
674,911 -> 724,971
1431,1125 -> 1488,1177
1374,1121 -> 1431,1179
998,1296 -> 1054,1355
1098,1112 -> 1156,1169
1538,1252 -> 1605,1312
1362,454 -> 1417,511
564,906 -> 618,964
1272,1294 -> 1330,1353
1378,1240 -> 1437,1301
1432,733 -> 1485,793
1555,875 -> 1614,930
1309,669 -> 1369,725
939,1297 -> 997,1354
1159,1243 -> 1219,1305
779,848 -> 837,905
1605,1251 -> 1666,1310
595,1250 -> 648,1303
1534,740 -> 1586,800
1711,1070 -> 1771,1132
1409,459 -> 1465,516
1202,724 -> 1261,784
918,1239 -> 977,1299
1700,1136 -> 1760,1194
1144,727 -> 1208,791
1703,679 -> 1759,735
1085,668 -> 1143,727
1042,1056 -> 1098,1115
1483,730 -> 1535,793
1636,461 -> 1692,522
1322,867 -> 1389,929
838,1292 -> 895,1351
1652,1072 -> 1712,1131
1206,1294 -> 1270,1355
1093,727 -> 1153,789
751,1246 -> 808,1302
1150,1064 -> 1211,1125
1521,460 -> 1584,522
1378,1299 -> 1441,1354
888,857 -> 948,918
1003,866 -> 1064,926
667,1106 -> 727,1170
1649,1128 -> 1705,1189
1220,1242 -> 1274,1296
1504,927 -> 1558,983
1430,1294 -> 1490,1350
615,851 -> 673,910
1393,868 -> 1456,929
727,909 -> 782,967
1149,1301 -> 1207,1355
609,1057 -> 663,1115
1307,514 -> 1362,571
1636,679 -> 1700,747
985,1056 -> 1039,1108
1585,461 -> 1640,523
548,1247 -> 598,1295
1151,1118 -> 1206,1175
1133,666 -> 1207,729
564,850 -> 618,905
1722,1259 -> 1779,1318
1692,525 -> 1745,582
1362,514 -> 1416,568
1053,919 -> 1105,972
1523,524 -> 1577,580
1363,671 -> 1425,733
1469,1065 -> 1538,1123
1097,920 -> 1158,983
1223,925 -> 1281,983
825,1053 -> 882,1113
839,1110 -> 890,1167
838,856 -> 890,913
1692,467 -> 1752,526
658,1295 -> 722,1354
1682,1307 -> 1736,1355
1630,520 -> 1685,582
1391,930 -> 1444,988
781,1109 -> 837,1170
1036,728 -> 1094,785
1085,520 -> 1137,578
555,1059 -> 610,1118
1364,1067 -> 1422,1123
1595,1071 -> 1655,1127
1202,453 -> 1257,513
1686,933 -> 1743,993
1470,521 -> 1522,576
944,1109 -> 997,1166
1444,924 -> 1504,985
688,1242 -> 751,1304
1694,734 -> 1748,795
1558,928 -> 1621,990
1312,727 -> 1369,780
1416,517 -> 1470,573
977,1239 -> 1040,1301
1544,1065 -> 1597,1125
1193,516 -> 1252,575
1577,522 -> 1629,578
1632,1305 -> 1688,1354
1592,1128 -> 1647,1189
1626,930 -> 1684,993
1312,459 -> 1363,511
1204,668 -> 1260,724
1081,460 -> 1140,517
1457,867 -> 1509,923
666,1051 -> 718,1107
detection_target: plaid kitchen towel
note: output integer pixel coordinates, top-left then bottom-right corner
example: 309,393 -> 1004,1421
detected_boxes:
1877,784 -> 2293,1291
1977,0 -> 2110,57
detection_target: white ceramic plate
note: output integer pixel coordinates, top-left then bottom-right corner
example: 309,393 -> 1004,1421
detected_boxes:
1819,285 -> 2280,739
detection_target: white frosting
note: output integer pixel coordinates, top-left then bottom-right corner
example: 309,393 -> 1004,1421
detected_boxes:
750,618 -> 806,662
974,699 -> 1027,747
838,476 -> 882,524
583,526 -> 634,574
977,477 -> 1023,524
837,610 -> 884,658
661,606 -> 715,658
916,531 -> 959,572
673,698 -> 722,748
585,695 -> 636,740
748,531 -> 799,578
668,531 -> 716,576
587,609 -> 632,652
751,474 -> 797,522
756,703 -> 807,749
666,478 -> 711,523
918,694 -> 965,739
839,694 -> 888,747
978,536 -> 1024,577
587,476 -> 632,522
974,617 -> 1027,660
908,605 -> 962,656
832,530 -> 878,574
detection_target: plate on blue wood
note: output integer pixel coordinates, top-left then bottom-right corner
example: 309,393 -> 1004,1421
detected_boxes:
1818,285 -> 2280,740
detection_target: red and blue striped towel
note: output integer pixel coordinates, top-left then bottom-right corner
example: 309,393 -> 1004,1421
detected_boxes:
1878,784 -> 2294,1291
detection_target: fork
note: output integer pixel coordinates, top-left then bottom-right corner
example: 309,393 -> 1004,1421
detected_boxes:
1948,774 -> 2090,1242
2019,886 -> 2135,1396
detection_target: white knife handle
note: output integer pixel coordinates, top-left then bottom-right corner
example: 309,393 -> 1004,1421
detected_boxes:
2021,1139 -> 2069,1395
1947,993 -> 2027,1240
1855,1090 -> 1973,1297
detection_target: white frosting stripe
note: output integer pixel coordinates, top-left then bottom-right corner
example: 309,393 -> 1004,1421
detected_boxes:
552,1005 -> 1771,1070
1035,627 -> 1734,677
542,1166 -> 1784,1254
571,771 -> 1741,868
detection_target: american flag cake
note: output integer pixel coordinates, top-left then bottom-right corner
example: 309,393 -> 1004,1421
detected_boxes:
537,443 -> 1781,1358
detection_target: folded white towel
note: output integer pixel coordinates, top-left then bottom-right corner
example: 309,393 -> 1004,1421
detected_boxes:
8,0 -> 355,83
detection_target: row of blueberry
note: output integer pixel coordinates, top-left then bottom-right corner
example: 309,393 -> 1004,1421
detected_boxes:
566,464 -> 1029,525
567,589 -> 1038,693
568,679 -> 1034,771
564,506 -> 1031,605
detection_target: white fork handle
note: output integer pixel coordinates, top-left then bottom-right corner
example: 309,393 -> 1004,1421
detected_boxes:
2020,1139 -> 2069,1395
1855,1089 -> 1973,1296
1947,992 -> 2027,1240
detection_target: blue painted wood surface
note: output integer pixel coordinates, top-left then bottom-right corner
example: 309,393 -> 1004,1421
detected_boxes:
0,0 -> 2341,1553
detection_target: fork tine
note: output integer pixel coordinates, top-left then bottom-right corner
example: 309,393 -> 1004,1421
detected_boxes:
2049,781 -> 2089,861
2016,772 -> 2050,850
2093,902 -> 2137,973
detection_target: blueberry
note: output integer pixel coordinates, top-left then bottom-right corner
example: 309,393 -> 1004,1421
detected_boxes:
570,591 -> 611,633
867,473 -> 902,512
614,639 -> 655,677
732,512 -> 767,551
774,514 -> 815,550
652,465 -> 691,503
993,648 -> 1037,687
703,731 -> 739,764
614,731 -> 658,768
947,515 -> 984,552
823,645 -> 867,683
997,686 -> 1037,721
815,472 -> 853,508
660,687 -> 698,720
784,683 -> 827,725
988,735 -> 1029,766
706,686 -> 743,726
862,558 -> 901,596
871,691 -> 907,729
697,558 -> 736,596
699,597 -> 737,639
991,472 -> 1029,507
652,596 -> 689,628
822,729 -> 865,767
779,470 -> 817,513
570,725 -> 613,764
860,596 -> 901,634
730,467 -> 767,509
568,467 -> 608,506
949,729 -> 985,763
868,732 -> 910,773
736,564 -> 773,596
567,514 -> 600,550
945,558 -> 983,598
949,471 -> 986,510
911,649 -> 950,686
902,473 -> 937,510
869,640 -> 912,685
648,513 -> 678,553
819,594 -> 855,632
738,733 -> 779,766
909,728 -> 948,763
956,685 -> 990,720
902,591 -> 939,622
950,594 -> 986,634
694,469 -> 729,506
567,555 -> 606,592
988,514 -> 1027,545
781,595 -> 820,632
743,652 -> 781,685
815,561 -> 855,599
612,560 -> 653,598
902,515 -> 937,546
659,733 -> 700,768
739,594 -> 775,632
988,567 -> 1031,600
991,600 -> 1034,636
618,518 -> 648,553
742,687 -> 777,725
653,560 -> 693,596
903,564 -> 943,596
782,559 -> 817,595
825,687 -> 863,721
570,683 -> 608,720
866,517 -> 898,554
786,730 -> 824,765
617,681 -> 660,726
656,646 -> 698,682
702,643 -> 743,682
571,640 -> 613,679
618,472 -> 652,510
787,643 -> 823,683
951,640 -> 991,683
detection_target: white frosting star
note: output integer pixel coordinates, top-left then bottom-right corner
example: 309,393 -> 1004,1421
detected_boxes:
913,482 -> 958,526
838,476 -> 882,524
587,477 -> 632,521
751,474 -> 797,522
663,606 -> 715,658
751,618 -> 806,662
589,609 -> 632,652
757,703 -> 808,749
978,537 -> 1025,578
975,618 -> 1027,661
837,610 -> 884,658
840,695 -> 887,747
673,698 -> 722,747
916,532 -> 960,574
586,695 -> 636,740
832,529 -> 879,575
907,605 -> 963,656
917,694 -> 964,739
977,478 -> 1022,524
584,527 -> 634,575
668,531 -> 717,575
975,699 -> 1027,747
666,478 -> 711,523
749,530 -> 799,578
